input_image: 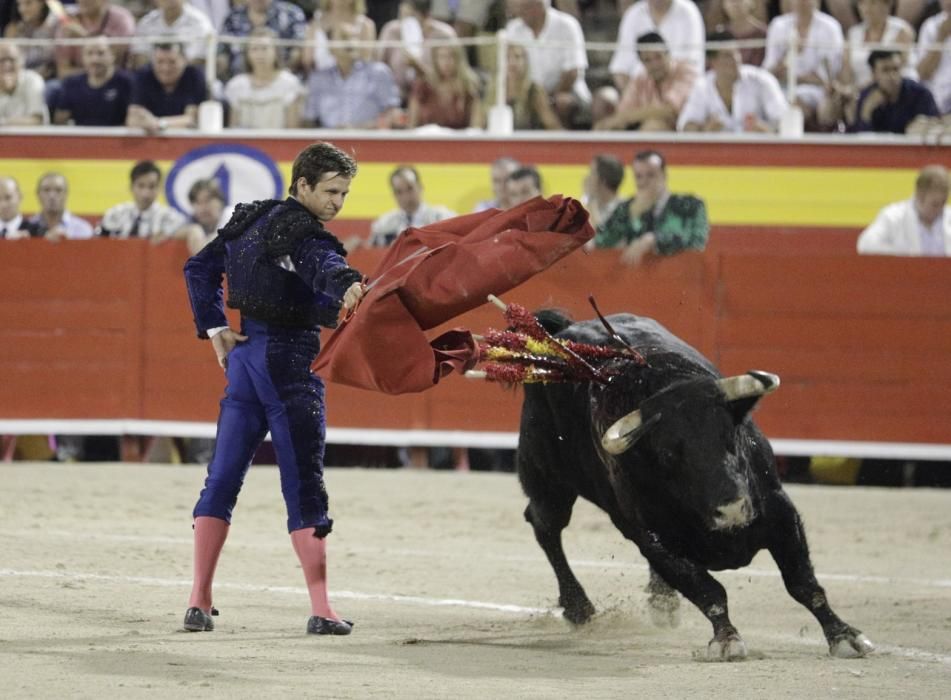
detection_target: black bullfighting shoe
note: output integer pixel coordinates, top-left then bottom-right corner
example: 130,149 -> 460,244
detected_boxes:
183,606 -> 218,632
306,616 -> 353,636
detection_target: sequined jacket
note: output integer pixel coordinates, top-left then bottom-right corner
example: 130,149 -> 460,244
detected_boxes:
183,197 -> 362,338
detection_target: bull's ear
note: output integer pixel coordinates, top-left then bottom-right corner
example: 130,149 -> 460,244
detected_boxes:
717,371 -> 780,425
601,411 -> 662,455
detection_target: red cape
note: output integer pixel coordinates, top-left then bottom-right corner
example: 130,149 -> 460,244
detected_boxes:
312,195 -> 594,394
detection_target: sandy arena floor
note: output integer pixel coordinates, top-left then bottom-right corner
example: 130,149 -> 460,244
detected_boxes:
1,462 -> 950,699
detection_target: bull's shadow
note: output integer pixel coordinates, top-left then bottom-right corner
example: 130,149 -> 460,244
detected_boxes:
496,310 -> 874,661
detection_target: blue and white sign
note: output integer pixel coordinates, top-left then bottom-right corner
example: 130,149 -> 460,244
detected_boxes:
165,143 -> 284,216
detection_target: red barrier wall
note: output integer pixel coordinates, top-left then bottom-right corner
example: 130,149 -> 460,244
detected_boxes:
2,230 -> 949,444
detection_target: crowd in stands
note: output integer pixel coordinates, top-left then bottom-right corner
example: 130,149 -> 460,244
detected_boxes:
0,0 -> 947,134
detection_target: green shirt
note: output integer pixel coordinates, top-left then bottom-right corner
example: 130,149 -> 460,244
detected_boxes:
594,193 -> 709,255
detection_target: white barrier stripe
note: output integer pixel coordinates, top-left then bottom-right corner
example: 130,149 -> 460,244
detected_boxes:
1,567 -> 948,665
3,529 -> 950,590
3,420 -> 951,458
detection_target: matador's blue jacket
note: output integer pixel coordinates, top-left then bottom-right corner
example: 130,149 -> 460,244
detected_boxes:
184,197 -> 361,337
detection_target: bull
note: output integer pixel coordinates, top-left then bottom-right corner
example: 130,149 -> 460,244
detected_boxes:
515,311 -> 874,659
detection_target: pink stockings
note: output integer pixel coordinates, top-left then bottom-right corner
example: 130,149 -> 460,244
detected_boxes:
290,528 -> 340,621
188,516 -> 229,611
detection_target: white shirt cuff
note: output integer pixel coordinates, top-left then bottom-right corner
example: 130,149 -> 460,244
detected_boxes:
206,326 -> 229,338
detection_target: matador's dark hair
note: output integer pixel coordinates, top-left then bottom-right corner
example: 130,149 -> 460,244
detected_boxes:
289,142 -> 358,196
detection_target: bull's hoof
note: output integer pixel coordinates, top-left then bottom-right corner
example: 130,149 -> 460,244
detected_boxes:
707,632 -> 748,661
648,592 -> 681,628
561,599 -> 596,625
829,630 -> 874,658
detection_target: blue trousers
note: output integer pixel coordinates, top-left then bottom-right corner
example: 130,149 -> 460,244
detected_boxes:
193,318 -> 333,535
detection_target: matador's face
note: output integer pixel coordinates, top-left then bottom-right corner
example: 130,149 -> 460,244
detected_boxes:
297,173 -> 351,223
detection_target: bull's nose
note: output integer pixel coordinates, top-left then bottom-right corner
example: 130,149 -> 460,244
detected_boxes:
713,497 -> 752,530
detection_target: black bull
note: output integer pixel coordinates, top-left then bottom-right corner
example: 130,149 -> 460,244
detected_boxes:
516,312 -> 873,659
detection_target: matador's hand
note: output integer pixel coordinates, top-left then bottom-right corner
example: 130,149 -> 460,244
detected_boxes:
342,281 -> 366,311
211,328 -> 248,370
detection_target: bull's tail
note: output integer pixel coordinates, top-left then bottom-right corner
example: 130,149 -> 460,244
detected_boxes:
532,308 -> 573,336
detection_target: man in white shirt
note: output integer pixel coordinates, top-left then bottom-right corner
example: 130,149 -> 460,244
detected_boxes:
505,0 -> 591,126
0,176 -> 34,239
678,31 -> 788,133
98,160 -> 187,240
916,0 -> 951,114
134,0 -> 215,66
368,166 -> 455,248
857,165 -> 950,256
763,0 -> 843,124
27,173 -> 94,240
609,0 -> 705,90
0,41 -> 48,126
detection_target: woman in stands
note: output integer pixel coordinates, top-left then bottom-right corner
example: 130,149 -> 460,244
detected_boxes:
408,40 -> 480,128
479,42 -> 561,130
224,27 -> 304,129
3,0 -> 59,79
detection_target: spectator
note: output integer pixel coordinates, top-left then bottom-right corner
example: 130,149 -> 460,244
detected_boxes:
473,156 -> 520,212
480,42 -> 562,130
719,0 -> 767,67
0,175 -> 36,238
851,50 -> 939,132
54,0 -> 136,79
593,150 -> 708,266
377,0 -> 455,101
180,177 -> 228,254
224,27 -> 304,128
0,39 -> 47,125
594,32 -> 697,131
763,0 -> 844,128
133,0 -> 214,68
218,0 -> 307,79
368,165 -> 455,247
27,172 -> 94,240
53,35 -> 133,126
505,165 -> 543,207
610,0 -> 705,89
126,42 -> 207,134
305,0 -> 376,72
678,30 -> 787,133
917,0 -> 951,114
408,39 -> 481,128
302,21 -> 403,128
843,0 -> 915,90
582,154 -> 625,228
97,160 -> 186,240
3,0 -> 59,79
857,165 -> 949,256
505,0 -> 591,127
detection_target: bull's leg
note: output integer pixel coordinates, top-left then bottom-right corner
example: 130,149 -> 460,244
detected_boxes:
634,538 -> 746,660
766,493 -> 874,658
524,495 -> 596,625
646,566 -> 681,628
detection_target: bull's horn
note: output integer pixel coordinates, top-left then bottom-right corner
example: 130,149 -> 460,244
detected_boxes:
716,371 -> 780,400
601,411 -> 661,456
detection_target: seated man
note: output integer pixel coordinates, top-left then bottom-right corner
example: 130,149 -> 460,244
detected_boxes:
126,42 -> 208,134
368,165 -> 455,247
583,154 -> 625,229
0,41 -> 48,126
593,150 -> 708,266
678,31 -> 788,133
0,176 -> 37,238
851,50 -> 940,134
26,172 -> 94,240
857,165 -> 950,256
505,165 -> 543,207
54,36 -> 133,126
133,0 -> 215,68
98,160 -> 187,241
474,157 -> 520,212
594,32 -> 697,132
302,21 -> 402,129
505,0 -> 591,127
